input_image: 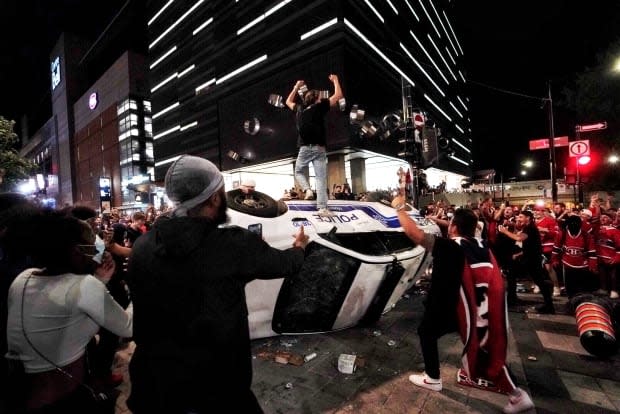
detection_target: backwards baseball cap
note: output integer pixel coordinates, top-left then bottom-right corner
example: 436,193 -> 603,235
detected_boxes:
241,178 -> 256,187
164,155 -> 224,217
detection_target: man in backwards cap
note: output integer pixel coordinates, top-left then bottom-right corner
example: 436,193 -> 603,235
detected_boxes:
126,155 -> 308,413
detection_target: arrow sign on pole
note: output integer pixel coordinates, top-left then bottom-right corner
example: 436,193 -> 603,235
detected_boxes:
569,140 -> 590,157
576,122 -> 607,132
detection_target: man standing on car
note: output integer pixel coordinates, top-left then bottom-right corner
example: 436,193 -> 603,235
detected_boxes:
126,155 -> 309,414
286,74 -> 343,217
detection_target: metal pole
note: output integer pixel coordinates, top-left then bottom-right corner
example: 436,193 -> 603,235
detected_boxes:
547,82 -> 558,202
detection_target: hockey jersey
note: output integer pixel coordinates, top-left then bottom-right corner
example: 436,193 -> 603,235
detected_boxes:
536,216 -> 558,254
596,225 -> 620,265
552,229 -> 597,269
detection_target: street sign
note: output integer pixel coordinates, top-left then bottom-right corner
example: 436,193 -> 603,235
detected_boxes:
576,122 -> 607,132
569,140 -> 590,157
528,136 -> 569,150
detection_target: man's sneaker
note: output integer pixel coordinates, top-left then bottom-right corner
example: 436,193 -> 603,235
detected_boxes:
304,189 -> 314,200
611,290 -> 619,299
553,286 -> 561,297
532,285 -> 541,294
503,388 -> 534,413
317,208 -> 334,217
409,372 -> 442,392
535,304 -> 555,314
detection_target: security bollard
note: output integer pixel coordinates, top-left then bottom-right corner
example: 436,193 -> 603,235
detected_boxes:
570,294 -> 617,358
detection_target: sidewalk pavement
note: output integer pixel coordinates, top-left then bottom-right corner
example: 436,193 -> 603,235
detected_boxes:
112,289 -> 620,414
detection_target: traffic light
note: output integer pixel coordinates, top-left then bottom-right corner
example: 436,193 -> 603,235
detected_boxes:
578,155 -> 591,166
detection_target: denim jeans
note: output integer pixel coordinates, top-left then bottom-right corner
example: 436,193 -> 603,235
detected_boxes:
295,145 -> 327,209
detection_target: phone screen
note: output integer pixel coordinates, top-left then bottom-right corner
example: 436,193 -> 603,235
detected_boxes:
248,223 -> 262,237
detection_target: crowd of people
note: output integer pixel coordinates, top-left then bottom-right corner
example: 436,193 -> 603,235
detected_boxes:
0,155 -> 309,413
389,190 -> 619,413
3,154 -> 619,413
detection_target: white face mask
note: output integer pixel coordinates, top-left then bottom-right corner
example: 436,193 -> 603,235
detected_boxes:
93,235 -> 106,264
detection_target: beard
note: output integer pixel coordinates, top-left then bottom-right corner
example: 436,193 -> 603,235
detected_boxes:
214,195 -> 229,225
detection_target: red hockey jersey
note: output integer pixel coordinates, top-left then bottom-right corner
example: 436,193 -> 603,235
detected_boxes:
596,225 -> 620,265
552,229 -> 597,269
536,216 -> 558,254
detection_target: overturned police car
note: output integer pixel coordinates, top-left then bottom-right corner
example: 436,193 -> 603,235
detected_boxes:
225,189 -> 440,340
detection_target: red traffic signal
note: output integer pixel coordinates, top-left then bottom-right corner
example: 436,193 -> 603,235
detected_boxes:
578,155 -> 591,166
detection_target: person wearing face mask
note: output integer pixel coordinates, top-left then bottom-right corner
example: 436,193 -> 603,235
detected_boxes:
67,206 -> 128,387
126,155 -> 309,414
5,212 -> 133,412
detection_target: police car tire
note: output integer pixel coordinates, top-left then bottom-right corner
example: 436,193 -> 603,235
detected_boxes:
226,189 -> 280,217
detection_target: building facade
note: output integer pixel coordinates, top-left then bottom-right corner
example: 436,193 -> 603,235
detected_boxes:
147,0 -> 472,189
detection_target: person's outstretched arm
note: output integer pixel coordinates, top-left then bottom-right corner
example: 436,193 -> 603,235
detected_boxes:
286,80 -> 305,110
328,74 -> 343,108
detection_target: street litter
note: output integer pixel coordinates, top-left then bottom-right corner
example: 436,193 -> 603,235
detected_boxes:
337,354 -> 366,374
304,352 -> 317,362
527,355 -> 537,361
387,340 -> 396,347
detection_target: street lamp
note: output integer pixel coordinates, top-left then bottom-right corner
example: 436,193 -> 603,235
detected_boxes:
520,170 -> 527,176
521,160 -> 534,168
613,57 -> 620,73
608,154 -> 619,164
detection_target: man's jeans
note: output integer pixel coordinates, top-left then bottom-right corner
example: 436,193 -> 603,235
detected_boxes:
295,145 -> 327,209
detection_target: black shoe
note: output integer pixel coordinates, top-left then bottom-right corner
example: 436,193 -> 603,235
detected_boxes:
535,304 -> 555,314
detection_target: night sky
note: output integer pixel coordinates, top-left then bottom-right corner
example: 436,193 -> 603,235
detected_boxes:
1,0 -> 619,179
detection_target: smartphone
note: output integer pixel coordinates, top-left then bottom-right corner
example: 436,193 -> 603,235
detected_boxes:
248,223 -> 262,237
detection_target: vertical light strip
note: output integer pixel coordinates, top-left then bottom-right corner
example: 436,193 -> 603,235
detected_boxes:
363,0 -> 384,23
237,0 -> 292,35
445,46 -> 456,65
449,154 -> 469,166
430,3 -> 458,57
457,96 -> 468,111
195,77 -> 216,93
155,155 -> 181,167
449,101 -> 463,118
458,70 -> 466,83
344,19 -> 415,87
150,45 -> 177,70
180,121 -> 198,131
153,125 -> 181,140
152,102 -> 180,120
454,125 -> 467,137
423,93 -> 452,122
237,14 -> 265,35
385,0 -> 398,14
433,7 -> 459,57
177,64 -> 195,78
193,17 -> 213,35
265,0 -> 292,17
427,34 -> 457,81
300,18 -> 338,41
403,0 -> 419,21
150,0 -> 205,49
442,10 -> 464,55
400,43 -> 444,96
416,0 -> 441,38
453,137 -> 471,153
216,55 -> 268,84
409,31 -> 449,85
148,0 -> 174,26
151,72 -> 178,93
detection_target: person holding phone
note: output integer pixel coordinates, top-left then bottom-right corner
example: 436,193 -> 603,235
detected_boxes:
126,155 -> 309,414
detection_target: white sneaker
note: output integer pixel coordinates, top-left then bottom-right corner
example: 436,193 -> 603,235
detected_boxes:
503,388 -> 534,413
532,285 -> 540,294
317,208 -> 334,217
409,372 -> 442,392
611,290 -> 619,299
553,286 -> 561,297
304,189 -> 314,200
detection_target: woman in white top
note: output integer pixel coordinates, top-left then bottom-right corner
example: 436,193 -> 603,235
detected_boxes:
6,213 -> 133,412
